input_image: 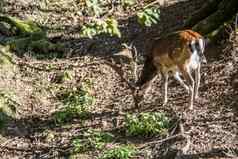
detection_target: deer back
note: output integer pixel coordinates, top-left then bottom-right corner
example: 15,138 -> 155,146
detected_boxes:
137,30 -> 205,88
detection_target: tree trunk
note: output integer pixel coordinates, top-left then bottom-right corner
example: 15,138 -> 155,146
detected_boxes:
192,0 -> 238,35
184,0 -> 222,28
0,15 -> 64,54
184,0 -> 238,40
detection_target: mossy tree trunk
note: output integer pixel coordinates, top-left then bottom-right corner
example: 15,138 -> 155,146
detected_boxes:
185,0 -> 223,28
184,0 -> 238,41
0,15 -> 64,55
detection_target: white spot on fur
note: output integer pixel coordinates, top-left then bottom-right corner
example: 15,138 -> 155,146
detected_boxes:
189,50 -> 200,69
198,38 -> 204,53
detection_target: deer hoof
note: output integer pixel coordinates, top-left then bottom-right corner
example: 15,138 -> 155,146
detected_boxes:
195,95 -> 199,100
162,101 -> 168,106
185,87 -> 190,94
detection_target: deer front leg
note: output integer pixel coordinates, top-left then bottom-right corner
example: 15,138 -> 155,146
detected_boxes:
194,63 -> 201,99
162,72 -> 169,106
174,71 -> 190,93
180,67 -> 195,110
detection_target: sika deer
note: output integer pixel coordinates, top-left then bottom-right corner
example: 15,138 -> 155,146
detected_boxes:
135,30 -> 207,109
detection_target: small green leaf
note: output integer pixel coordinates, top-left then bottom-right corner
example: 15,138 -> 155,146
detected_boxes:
137,7 -> 160,27
100,145 -> 136,159
86,0 -> 102,17
80,18 -> 121,38
122,0 -> 136,7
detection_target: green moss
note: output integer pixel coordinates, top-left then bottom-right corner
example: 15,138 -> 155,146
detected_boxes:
30,40 -> 64,53
0,16 -> 43,35
7,37 -> 31,53
0,45 -> 14,66
0,16 -> 64,56
0,90 -> 17,129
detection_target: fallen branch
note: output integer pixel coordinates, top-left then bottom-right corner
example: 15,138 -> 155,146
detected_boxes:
138,133 -> 185,149
0,145 -> 33,152
144,0 -> 163,9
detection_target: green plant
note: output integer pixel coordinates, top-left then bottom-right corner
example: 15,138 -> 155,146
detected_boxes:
121,0 -> 136,7
105,18 -> 121,38
53,81 -> 95,124
0,90 -> 17,128
125,112 -> 170,136
137,7 -> 160,27
72,129 -> 114,153
72,138 -> 89,153
62,88 -> 94,109
99,145 -> 136,159
0,110 -> 10,128
86,0 -> 103,17
80,18 -> 121,38
63,71 -> 73,81
85,129 -> 114,150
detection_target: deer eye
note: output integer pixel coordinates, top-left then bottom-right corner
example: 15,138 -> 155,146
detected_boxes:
188,43 -> 193,52
188,43 -> 191,47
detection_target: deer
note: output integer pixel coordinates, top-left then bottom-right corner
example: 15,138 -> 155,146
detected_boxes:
124,30 -> 207,110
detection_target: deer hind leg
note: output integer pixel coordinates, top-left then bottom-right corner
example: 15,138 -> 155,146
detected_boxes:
180,66 -> 195,110
194,63 -> 201,99
144,75 -> 158,95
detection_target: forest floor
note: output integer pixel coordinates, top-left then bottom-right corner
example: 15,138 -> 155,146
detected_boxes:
0,0 -> 238,158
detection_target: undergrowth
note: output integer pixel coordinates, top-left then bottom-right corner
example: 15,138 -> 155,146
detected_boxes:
71,128 -> 136,159
53,80 -> 95,124
99,145 -> 136,159
0,90 -> 17,128
72,129 -> 114,153
79,0 -> 160,38
125,112 -> 170,136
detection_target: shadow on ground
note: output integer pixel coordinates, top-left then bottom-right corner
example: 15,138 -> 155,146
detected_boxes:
2,0 -> 237,158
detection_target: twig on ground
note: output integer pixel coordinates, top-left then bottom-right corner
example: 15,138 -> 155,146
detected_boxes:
16,60 -> 101,72
138,133 -> 185,150
179,120 -> 191,154
132,45 -> 139,82
0,145 -> 33,152
0,144 -> 71,154
144,0 -> 162,9
169,118 -> 181,136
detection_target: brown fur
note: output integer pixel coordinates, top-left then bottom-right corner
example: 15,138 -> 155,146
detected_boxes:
152,30 -> 202,72
136,30 -> 205,109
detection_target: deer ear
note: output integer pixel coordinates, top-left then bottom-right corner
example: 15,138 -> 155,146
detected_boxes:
204,37 -> 211,45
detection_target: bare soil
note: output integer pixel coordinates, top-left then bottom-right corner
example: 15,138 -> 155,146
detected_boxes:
0,0 -> 238,158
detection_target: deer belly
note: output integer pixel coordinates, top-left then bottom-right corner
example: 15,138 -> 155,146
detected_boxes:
188,51 -> 200,69
154,56 -> 176,72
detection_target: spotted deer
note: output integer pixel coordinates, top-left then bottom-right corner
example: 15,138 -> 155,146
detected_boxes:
133,30 -> 207,110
